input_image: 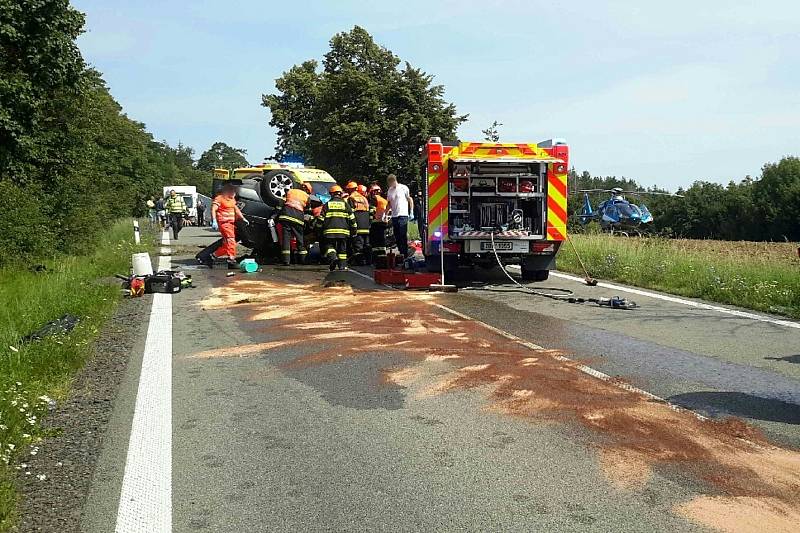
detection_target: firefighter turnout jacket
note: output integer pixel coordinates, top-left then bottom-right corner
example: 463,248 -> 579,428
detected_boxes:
278,188 -> 310,226
321,199 -> 357,238
347,191 -> 371,235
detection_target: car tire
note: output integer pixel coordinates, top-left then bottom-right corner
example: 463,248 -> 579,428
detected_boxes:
261,170 -> 295,207
521,268 -> 549,282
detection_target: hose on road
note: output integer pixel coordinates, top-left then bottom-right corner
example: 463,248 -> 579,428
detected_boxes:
463,232 -> 637,310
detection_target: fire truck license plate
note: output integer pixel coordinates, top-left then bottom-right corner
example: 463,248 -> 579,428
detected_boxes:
480,241 -> 513,251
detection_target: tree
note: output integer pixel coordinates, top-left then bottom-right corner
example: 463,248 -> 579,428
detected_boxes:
482,121 -> 502,142
0,1 -> 212,262
196,141 -> 249,171
263,26 -> 467,185
0,0 -> 86,179
752,157 -> 800,241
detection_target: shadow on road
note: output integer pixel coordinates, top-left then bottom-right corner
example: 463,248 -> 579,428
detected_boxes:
765,354 -> 800,364
669,391 -> 800,425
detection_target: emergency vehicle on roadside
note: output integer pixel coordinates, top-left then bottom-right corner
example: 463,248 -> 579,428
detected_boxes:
421,137 -> 569,281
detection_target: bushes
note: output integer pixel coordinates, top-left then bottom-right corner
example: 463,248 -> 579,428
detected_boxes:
0,2 -> 197,265
0,220 -> 148,529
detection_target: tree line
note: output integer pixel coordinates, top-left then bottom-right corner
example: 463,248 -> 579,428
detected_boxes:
2,3 -> 796,268
0,1 -> 252,264
568,156 -> 800,241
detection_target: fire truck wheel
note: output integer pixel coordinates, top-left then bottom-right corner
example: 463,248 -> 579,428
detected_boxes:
522,268 -> 549,282
261,170 -> 296,207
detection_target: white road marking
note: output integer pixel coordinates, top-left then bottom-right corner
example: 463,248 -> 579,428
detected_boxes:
349,266 -> 705,420
432,303 -> 706,420
546,270 -> 800,330
115,231 -> 172,532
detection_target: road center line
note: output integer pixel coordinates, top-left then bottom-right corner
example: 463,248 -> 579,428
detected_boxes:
431,302 -> 707,421
347,267 -> 705,420
546,270 -> 800,330
115,231 -> 172,532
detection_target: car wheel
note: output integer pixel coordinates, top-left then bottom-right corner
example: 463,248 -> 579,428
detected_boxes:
261,170 -> 295,207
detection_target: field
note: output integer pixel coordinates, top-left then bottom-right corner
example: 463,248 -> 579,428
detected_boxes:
558,234 -> 800,318
0,221 -> 151,530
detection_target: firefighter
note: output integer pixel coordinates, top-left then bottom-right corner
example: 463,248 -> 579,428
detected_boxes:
345,181 -> 370,265
321,185 -> 357,271
308,203 -> 325,263
196,183 -> 247,268
278,182 -> 312,265
368,184 -> 390,262
164,190 -> 187,240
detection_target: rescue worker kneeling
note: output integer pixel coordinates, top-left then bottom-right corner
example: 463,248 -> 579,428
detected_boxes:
368,184 -> 390,262
322,185 -> 357,271
278,181 -> 312,265
345,181 -> 370,265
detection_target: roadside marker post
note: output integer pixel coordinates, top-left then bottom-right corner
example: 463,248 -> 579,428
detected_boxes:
133,220 -> 141,245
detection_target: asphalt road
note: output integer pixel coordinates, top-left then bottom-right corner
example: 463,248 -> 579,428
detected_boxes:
82,226 -> 800,532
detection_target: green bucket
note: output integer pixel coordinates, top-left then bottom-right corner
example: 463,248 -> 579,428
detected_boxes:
239,258 -> 259,273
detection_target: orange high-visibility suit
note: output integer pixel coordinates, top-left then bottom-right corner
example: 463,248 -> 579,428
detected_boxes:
369,194 -> 390,260
212,195 -> 243,259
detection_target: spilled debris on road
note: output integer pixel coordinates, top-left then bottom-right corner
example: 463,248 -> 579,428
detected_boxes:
198,276 -> 800,532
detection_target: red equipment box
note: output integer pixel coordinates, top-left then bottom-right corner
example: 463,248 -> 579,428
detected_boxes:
403,272 -> 441,289
373,269 -> 407,285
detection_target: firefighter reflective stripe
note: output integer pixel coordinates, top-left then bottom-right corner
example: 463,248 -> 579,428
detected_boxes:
356,228 -> 370,235
324,211 -> 352,218
324,228 -> 351,236
278,214 -> 304,225
337,254 -> 347,259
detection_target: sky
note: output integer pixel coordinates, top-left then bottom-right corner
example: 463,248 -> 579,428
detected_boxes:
73,0 -> 800,190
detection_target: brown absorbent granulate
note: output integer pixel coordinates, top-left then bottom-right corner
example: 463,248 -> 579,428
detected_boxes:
201,278 -> 800,530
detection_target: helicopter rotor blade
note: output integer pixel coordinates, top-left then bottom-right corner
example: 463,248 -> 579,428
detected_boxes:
620,191 -> 685,198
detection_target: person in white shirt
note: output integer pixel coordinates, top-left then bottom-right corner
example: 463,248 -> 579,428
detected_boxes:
386,173 -> 414,257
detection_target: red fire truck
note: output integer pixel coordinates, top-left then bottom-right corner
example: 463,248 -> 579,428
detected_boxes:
421,137 -> 569,281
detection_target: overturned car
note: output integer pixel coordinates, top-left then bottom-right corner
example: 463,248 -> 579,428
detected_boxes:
208,165 -> 335,261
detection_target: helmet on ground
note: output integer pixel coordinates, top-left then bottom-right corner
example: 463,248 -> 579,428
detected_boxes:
357,184 -> 367,195
329,184 -> 343,195
369,184 -> 382,195
345,181 -> 358,192
301,182 -> 312,194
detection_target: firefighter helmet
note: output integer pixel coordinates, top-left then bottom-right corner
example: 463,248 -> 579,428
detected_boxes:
345,181 -> 358,192
329,184 -> 344,195
357,184 -> 367,195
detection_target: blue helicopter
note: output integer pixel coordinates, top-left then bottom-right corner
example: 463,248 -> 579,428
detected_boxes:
577,187 -> 682,234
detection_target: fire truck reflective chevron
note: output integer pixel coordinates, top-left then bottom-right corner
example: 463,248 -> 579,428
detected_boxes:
547,170 -> 568,240
422,137 -> 570,281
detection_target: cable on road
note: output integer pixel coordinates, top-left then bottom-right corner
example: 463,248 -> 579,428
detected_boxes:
462,232 -> 638,310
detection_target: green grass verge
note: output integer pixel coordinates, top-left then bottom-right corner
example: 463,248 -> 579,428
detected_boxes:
558,233 -> 800,318
0,220 -> 153,530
